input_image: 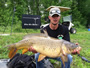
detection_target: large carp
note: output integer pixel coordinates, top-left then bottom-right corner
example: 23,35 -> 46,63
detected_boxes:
7,33 -> 81,66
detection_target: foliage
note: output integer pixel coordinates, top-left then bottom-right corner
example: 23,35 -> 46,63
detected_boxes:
0,0 -> 89,29
73,0 -> 90,26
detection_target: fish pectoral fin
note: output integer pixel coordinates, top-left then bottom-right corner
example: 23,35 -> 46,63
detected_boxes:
62,50 -> 67,56
61,55 -> 68,67
38,54 -> 46,62
9,48 -> 18,59
61,45 -> 67,56
22,49 -> 28,54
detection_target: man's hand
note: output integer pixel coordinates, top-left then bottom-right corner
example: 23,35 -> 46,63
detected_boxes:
72,49 -> 80,54
28,46 -> 37,53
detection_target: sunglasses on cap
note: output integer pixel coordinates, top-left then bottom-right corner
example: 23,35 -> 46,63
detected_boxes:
50,10 -> 61,14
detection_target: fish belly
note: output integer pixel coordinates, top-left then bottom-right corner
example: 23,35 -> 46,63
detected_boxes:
33,44 -> 61,58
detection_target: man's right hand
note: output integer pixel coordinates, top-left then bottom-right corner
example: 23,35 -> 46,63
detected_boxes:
28,46 -> 37,53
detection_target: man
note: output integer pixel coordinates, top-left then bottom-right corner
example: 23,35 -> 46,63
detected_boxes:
29,7 -> 80,68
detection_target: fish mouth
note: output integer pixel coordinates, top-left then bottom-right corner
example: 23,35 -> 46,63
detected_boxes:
76,46 -> 81,50
74,46 -> 82,52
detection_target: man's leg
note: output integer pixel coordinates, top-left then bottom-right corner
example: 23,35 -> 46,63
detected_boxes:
64,54 -> 72,68
53,54 -> 72,68
35,53 -> 72,68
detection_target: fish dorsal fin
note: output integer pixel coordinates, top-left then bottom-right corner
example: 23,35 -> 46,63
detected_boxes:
43,30 -> 48,36
23,30 -> 49,39
38,54 -> 46,62
43,30 -> 51,38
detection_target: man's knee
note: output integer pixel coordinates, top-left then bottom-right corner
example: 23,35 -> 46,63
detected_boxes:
35,53 -> 40,61
67,54 -> 72,63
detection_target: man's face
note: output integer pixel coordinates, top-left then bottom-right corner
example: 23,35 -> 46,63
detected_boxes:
48,14 -> 60,25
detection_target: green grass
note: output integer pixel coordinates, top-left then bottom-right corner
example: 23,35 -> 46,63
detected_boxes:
0,28 -> 90,68
70,30 -> 90,68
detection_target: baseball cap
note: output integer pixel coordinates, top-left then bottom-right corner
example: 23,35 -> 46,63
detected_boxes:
49,7 -> 61,17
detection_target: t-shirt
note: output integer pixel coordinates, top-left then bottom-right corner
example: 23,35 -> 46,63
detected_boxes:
41,24 -> 70,42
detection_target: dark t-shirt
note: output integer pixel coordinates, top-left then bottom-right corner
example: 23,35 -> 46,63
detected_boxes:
41,24 -> 70,42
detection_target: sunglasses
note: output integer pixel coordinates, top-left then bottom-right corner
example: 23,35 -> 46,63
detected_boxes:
50,10 -> 60,14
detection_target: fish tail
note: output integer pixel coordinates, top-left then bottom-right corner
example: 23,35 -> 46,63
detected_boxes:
9,48 -> 18,59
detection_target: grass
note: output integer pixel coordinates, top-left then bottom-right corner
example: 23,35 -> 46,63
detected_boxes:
0,28 -> 90,68
70,30 -> 90,68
